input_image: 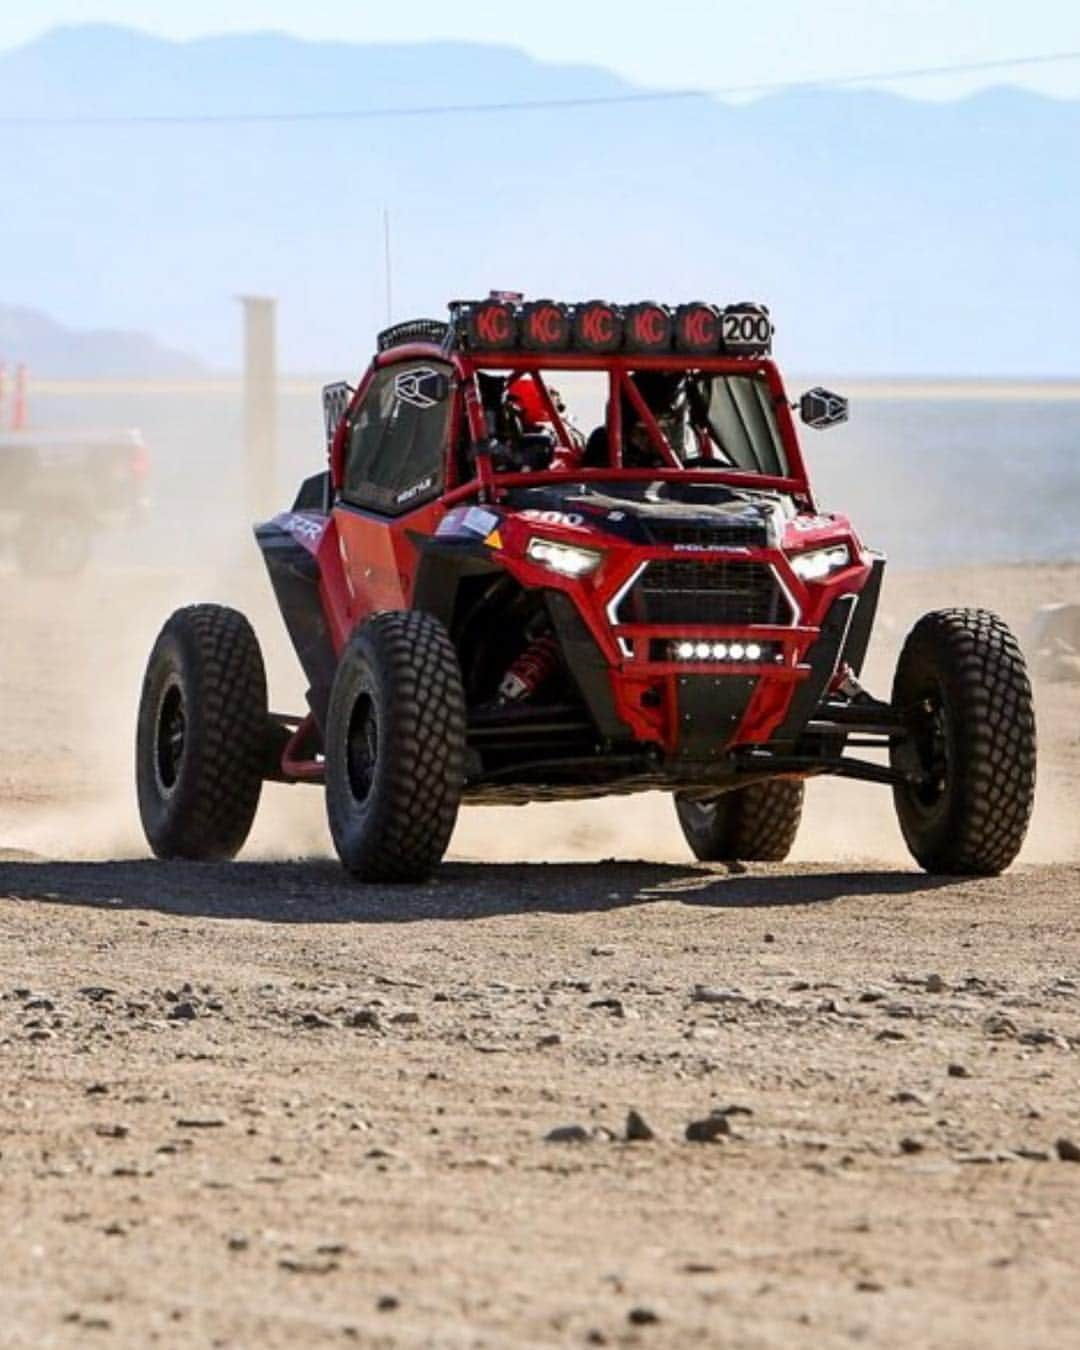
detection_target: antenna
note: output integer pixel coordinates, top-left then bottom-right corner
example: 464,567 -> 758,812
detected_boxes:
383,207 -> 393,325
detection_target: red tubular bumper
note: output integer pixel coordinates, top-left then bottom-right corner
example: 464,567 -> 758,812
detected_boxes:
500,535 -> 872,755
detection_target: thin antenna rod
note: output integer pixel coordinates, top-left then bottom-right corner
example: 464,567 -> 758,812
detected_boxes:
383,208 -> 393,325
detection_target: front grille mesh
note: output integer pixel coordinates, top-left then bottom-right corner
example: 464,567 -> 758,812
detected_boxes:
644,519 -> 767,549
616,560 -> 792,627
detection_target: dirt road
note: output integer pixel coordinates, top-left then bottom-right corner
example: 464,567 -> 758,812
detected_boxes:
1,563 -> 1079,1347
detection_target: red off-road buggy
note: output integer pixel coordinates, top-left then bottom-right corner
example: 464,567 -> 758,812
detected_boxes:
135,296 -> 1036,880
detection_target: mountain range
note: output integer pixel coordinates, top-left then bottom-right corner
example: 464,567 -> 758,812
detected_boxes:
0,302 -> 205,379
0,24 -> 1077,376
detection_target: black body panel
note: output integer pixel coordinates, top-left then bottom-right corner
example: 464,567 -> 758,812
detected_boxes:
501,480 -> 782,548
544,590 -> 634,743
293,470 -> 332,513
410,536 -> 504,630
840,552 -> 885,677
771,593 -> 857,749
672,674 -> 758,764
255,519 -> 337,731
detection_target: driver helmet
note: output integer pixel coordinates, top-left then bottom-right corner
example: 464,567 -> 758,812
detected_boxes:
624,371 -> 690,465
507,376 -> 551,429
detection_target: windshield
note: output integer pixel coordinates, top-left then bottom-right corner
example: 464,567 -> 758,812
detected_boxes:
695,374 -> 789,476
469,366 -> 793,481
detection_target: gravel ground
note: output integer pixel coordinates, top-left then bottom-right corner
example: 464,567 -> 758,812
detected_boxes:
1,562 -> 1078,1348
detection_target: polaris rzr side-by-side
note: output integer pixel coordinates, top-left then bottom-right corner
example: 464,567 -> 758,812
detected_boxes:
136,295 -> 1036,881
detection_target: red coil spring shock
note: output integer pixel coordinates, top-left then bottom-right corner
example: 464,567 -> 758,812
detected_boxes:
498,635 -> 561,704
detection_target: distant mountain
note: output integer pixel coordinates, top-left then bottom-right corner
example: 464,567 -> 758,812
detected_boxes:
0,24 -> 1077,375
0,303 -> 205,378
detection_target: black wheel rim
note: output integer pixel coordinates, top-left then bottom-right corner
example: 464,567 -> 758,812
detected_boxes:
156,682 -> 186,793
346,692 -> 378,803
908,686 -> 951,815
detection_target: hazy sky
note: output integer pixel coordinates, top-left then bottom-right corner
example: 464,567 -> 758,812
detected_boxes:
3,0 -> 1080,99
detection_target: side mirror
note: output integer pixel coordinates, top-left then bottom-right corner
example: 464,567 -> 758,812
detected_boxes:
322,381 -> 355,449
799,387 -> 849,430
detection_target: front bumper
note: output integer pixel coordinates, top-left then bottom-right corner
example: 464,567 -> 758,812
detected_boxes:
535,542 -> 875,761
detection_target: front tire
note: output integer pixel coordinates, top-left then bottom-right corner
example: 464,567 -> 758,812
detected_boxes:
890,608 -> 1036,875
136,605 -> 268,860
675,780 -> 804,862
324,610 -> 466,882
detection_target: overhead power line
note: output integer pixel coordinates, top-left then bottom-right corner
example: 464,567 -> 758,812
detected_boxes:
1,48 -> 1078,127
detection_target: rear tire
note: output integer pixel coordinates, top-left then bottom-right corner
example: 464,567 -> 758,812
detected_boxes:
890,608 -> 1036,875
325,610 -> 466,882
136,604 -> 268,860
675,780 -> 804,862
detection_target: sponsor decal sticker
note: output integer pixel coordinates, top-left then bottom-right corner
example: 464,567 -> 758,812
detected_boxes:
520,509 -> 586,529
394,368 -> 441,409
395,475 -> 435,505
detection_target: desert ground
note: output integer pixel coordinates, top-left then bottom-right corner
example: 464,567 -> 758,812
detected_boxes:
1,560 -> 1078,1348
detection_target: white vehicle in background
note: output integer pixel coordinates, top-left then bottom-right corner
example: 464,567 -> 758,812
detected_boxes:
0,426 -> 149,576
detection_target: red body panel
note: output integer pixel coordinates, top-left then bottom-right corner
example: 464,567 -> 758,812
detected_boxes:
316,340 -> 871,760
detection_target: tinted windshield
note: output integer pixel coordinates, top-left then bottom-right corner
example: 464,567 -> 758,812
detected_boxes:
470,367 -> 791,479
696,374 -> 788,476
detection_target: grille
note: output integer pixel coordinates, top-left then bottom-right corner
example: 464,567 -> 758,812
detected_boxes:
644,519 -> 767,549
616,560 -> 792,627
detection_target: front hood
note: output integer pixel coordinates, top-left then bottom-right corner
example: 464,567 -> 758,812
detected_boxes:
501,479 -> 788,549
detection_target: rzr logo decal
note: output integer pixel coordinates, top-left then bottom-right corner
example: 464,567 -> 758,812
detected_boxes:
280,512 -> 327,547
394,368 -> 441,409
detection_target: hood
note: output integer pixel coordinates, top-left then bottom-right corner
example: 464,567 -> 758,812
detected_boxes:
501,479 -> 787,549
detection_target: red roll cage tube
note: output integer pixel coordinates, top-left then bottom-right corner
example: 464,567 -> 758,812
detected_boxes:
330,346 -> 815,511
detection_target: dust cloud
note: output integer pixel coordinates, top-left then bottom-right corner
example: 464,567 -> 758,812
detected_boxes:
2,535 -> 1077,869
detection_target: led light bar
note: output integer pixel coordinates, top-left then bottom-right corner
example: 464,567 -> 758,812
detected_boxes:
669,640 -> 777,663
452,297 -> 772,356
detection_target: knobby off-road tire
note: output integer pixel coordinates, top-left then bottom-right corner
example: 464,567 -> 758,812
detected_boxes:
136,604 -> 268,861
890,608 -> 1036,875
674,780 -> 805,862
324,610 -> 466,883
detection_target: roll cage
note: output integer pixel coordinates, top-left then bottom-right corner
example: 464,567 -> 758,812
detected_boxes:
329,346 -> 816,513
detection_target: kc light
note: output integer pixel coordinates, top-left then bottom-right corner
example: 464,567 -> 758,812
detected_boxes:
526,536 -> 603,578
790,544 -> 851,582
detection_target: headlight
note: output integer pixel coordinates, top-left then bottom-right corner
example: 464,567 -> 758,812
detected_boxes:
526,536 -> 603,578
790,544 -> 850,582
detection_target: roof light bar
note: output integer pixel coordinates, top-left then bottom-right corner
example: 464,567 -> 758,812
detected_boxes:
450,297 -> 773,356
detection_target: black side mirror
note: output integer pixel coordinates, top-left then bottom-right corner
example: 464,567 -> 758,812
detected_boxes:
799,387 -> 849,430
394,367 -> 450,409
